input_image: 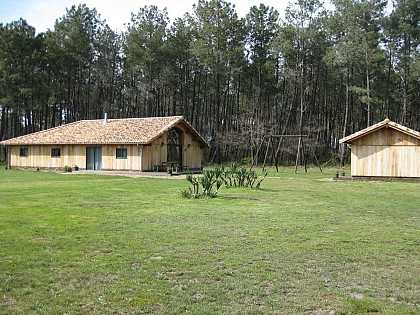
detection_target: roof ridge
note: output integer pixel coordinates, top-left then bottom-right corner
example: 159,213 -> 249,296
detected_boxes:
340,119 -> 420,144
105,116 -> 183,120
387,120 -> 420,135
0,116 -> 210,147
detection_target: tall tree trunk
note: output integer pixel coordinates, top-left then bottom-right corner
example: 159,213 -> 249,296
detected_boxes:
340,66 -> 352,167
366,50 -> 371,127
295,59 -> 306,172
0,106 -> 7,141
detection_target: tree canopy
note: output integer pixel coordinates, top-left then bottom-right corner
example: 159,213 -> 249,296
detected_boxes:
1,0 -> 419,166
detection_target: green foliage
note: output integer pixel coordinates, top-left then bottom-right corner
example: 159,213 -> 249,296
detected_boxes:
241,156 -> 252,165
181,169 -> 223,198
182,173 -> 201,198
63,165 -> 72,172
1,0 -> 420,166
339,298 -> 381,315
181,164 -> 268,199
223,163 -> 268,189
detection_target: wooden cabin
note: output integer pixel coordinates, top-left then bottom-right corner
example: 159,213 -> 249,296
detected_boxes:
0,116 -> 209,172
340,119 -> 420,178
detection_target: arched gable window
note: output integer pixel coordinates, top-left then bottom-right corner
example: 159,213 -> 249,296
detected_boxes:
167,128 -> 183,164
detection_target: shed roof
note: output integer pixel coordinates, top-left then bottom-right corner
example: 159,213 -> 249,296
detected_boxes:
340,119 -> 420,144
0,116 -> 209,147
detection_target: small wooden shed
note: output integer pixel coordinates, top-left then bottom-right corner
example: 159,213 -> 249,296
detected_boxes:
340,119 -> 420,178
1,116 -> 209,172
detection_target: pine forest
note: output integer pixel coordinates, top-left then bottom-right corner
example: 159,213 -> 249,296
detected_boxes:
0,0 -> 419,167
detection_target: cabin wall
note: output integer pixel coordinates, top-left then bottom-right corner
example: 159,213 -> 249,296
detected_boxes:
176,124 -> 203,169
7,122 -> 206,172
141,136 -> 166,171
140,128 -> 204,171
350,128 -> 420,177
182,128 -> 204,169
101,144 -> 142,171
9,145 -> 86,170
351,128 -> 420,146
9,144 -> 145,171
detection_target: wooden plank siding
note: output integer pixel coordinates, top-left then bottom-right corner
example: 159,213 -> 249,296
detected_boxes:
349,128 -> 420,177
8,128 -> 205,171
141,127 -> 204,171
2,116 -> 208,172
178,124 -> 204,170
9,144 -> 144,171
9,145 -> 82,170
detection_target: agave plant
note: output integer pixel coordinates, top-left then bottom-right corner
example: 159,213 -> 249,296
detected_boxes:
181,165 -> 267,199
182,174 -> 201,198
200,170 -> 223,198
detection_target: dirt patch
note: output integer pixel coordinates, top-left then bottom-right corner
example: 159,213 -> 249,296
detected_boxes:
226,195 -> 274,201
28,236 -> 50,243
145,256 -> 163,262
85,249 -> 113,255
67,170 -> 187,179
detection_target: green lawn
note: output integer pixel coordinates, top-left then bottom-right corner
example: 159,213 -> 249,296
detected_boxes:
0,166 -> 419,314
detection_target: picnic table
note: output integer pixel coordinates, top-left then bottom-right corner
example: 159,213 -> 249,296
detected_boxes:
153,162 -> 188,173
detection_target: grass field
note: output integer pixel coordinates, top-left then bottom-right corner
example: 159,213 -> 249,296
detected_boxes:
0,165 -> 418,314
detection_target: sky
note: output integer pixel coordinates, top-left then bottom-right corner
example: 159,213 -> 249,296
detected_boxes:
0,0 -> 300,33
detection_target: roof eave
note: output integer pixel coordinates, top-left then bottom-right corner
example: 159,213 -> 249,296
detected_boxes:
1,141 -> 148,146
179,118 -> 210,148
146,116 -> 210,148
0,116 -> 211,147
339,119 -> 420,144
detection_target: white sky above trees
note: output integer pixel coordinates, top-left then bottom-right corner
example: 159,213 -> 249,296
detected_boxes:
0,0 -> 302,33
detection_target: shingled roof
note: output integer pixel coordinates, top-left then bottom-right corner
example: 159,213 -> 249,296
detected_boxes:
0,116 -> 209,146
340,119 -> 420,144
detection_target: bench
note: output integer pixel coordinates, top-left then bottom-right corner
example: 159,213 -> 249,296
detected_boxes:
173,165 -> 188,173
153,162 -> 187,172
153,164 -> 164,172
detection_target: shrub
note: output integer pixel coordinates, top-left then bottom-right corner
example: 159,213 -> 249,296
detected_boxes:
64,165 -> 73,172
223,163 -> 267,188
182,174 -> 201,199
241,156 -> 252,165
181,171 -> 223,199
181,164 -> 267,199
200,170 -> 223,198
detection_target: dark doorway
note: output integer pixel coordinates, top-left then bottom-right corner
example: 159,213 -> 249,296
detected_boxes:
86,147 -> 102,170
167,128 -> 182,164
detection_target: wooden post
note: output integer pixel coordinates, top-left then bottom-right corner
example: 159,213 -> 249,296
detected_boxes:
294,135 -> 307,173
262,136 -> 272,172
6,145 -> 10,169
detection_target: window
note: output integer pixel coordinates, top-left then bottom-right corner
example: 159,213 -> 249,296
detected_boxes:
51,148 -> 61,158
20,148 -> 28,157
167,128 -> 182,164
116,148 -> 127,159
